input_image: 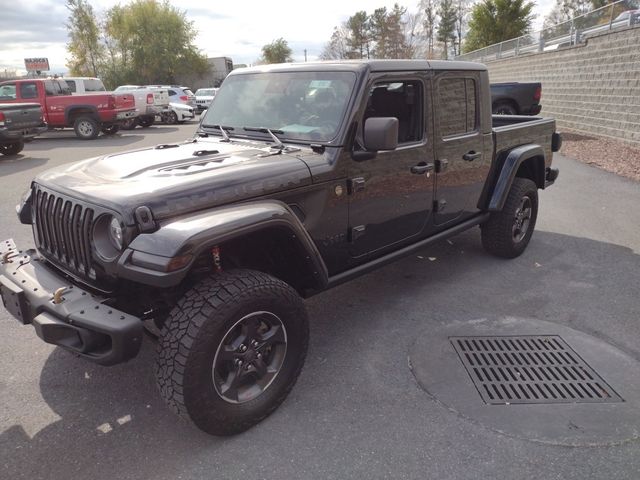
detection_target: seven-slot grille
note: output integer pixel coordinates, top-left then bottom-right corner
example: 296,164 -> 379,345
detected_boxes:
32,185 -> 95,278
450,335 -> 623,405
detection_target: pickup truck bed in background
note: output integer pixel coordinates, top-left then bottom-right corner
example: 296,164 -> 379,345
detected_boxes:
491,82 -> 542,116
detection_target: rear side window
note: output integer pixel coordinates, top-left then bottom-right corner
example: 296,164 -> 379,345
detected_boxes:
64,80 -> 76,93
438,77 -> 478,137
168,90 -> 177,96
84,79 -> 106,92
0,83 -> 17,100
20,82 -> 37,99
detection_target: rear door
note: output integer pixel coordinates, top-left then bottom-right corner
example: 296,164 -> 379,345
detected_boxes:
433,72 -> 490,225
348,73 -> 435,258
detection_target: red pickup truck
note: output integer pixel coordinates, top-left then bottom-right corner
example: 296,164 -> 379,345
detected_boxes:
0,79 -> 135,140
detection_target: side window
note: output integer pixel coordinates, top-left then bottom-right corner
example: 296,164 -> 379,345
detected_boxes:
438,77 -> 478,137
65,80 -> 77,93
168,89 -> 176,96
364,80 -> 423,144
20,82 -> 38,99
0,83 -> 17,100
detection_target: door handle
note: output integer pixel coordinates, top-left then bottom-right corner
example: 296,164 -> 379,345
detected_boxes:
463,151 -> 482,161
411,163 -> 434,174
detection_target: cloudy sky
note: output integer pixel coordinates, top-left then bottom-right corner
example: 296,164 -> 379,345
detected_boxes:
0,0 -> 555,75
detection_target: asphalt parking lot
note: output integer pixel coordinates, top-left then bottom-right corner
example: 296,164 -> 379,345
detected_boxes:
1,123 -> 640,479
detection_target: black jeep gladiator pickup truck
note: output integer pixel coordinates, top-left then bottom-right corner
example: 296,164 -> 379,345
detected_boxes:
0,60 -> 560,436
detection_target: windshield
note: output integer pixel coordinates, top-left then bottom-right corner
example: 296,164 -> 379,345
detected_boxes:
202,71 -> 356,142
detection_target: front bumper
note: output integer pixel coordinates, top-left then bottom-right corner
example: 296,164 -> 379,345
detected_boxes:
0,239 -> 142,366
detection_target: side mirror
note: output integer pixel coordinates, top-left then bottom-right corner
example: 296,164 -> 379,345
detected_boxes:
363,117 -> 398,152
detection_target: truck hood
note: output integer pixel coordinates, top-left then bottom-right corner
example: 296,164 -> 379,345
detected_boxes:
35,137 -> 313,223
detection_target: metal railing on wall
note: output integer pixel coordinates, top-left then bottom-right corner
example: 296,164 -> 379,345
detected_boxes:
456,0 -> 640,62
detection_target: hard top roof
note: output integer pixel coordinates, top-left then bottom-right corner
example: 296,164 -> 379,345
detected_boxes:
232,59 -> 486,75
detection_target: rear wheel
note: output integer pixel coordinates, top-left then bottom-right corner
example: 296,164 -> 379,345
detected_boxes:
138,116 -> 155,128
493,102 -> 518,115
0,140 -> 24,156
481,178 -> 538,258
156,269 -> 309,436
73,116 -> 99,140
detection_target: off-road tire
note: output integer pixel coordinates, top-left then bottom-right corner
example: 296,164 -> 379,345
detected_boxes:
121,117 -> 139,130
101,124 -> 120,135
73,116 -> 99,140
138,116 -> 155,128
481,178 -> 538,258
0,140 -> 24,156
156,269 -> 309,436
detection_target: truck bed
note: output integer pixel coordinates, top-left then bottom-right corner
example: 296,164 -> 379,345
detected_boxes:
492,115 -> 556,167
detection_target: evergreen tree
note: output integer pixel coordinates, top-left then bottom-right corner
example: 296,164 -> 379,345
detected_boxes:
463,0 -> 535,53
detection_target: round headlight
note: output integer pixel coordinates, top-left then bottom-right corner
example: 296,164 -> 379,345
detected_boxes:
109,217 -> 123,250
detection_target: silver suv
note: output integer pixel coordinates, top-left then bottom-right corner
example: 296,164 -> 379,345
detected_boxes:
148,85 -> 196,107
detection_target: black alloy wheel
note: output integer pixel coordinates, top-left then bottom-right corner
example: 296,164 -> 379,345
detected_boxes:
212,311 -> 287,404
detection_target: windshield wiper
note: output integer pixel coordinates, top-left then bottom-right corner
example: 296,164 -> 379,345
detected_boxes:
201,124 -> 235,141
242,126 -> 301,154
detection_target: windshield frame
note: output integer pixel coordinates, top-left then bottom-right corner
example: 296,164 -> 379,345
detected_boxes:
200,69 -> 360,146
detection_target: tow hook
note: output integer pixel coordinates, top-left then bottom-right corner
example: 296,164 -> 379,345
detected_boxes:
1,251 -> 18,264
53,287 -> 68,304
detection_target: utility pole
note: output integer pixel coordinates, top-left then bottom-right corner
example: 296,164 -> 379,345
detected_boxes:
304,49 -> 307,62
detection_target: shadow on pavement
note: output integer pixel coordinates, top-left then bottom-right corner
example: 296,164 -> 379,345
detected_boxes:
1,230 -> 639,479
0,156 -> 49,176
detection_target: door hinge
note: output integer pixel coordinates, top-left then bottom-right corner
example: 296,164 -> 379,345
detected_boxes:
348,177 -> 366,194
433,199 -> 447,212
435,159 -> 449,173
349,225 -> 366,242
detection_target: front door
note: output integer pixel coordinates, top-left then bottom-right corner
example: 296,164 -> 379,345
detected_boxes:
348,75 -> 435,258
433,72 -> 490,225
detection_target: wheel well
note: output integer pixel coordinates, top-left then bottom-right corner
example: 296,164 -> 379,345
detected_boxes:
67,108 -> 98,125
515,156 -> 545,189
189,227 -> 322,296
492,99 -> 519,114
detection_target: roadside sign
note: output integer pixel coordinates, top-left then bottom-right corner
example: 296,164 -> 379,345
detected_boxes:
24,58 -> 50,71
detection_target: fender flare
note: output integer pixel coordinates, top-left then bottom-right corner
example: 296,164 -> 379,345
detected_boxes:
116,200 -> 329,289
488,144 -> 545,212
64,105 -> 100,125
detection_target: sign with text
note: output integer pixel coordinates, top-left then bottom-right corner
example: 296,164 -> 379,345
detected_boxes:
24,58 -> 50,71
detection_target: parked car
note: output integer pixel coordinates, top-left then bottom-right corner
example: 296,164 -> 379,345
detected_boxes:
0,103 -> 47,156
491,82 -> 542,115
194,87 -> 218,112
0,78 -> 135,139
160,102 -> 195,124
148,85 -> 196,108
0,60 -> 561,436
59,77 -> 107,94
113,85 -> 170,129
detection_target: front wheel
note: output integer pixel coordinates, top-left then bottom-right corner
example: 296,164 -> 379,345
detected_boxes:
0,140 -> 24,156
155,270 -> 309,436
121,117 -> 139,130
481,178 -> 538,258
138,116 -> 155,128
101,124 -> 120,135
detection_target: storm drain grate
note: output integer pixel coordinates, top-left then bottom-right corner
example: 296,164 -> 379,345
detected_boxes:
450,335 -> 623,405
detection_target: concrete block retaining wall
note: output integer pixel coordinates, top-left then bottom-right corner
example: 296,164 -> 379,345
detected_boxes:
485,26 -> 640,145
